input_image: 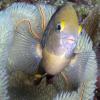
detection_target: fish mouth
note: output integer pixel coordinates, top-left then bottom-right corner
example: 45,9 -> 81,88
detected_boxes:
34,61 -> 55,85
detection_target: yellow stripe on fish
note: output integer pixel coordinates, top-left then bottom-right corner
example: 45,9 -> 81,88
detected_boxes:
78,25 -> 82,35
60,20 -> 66,32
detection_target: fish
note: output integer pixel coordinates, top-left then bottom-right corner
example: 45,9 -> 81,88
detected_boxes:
39,4 -> 79,75
36,3 -> 97,100
0,2 -> 98,100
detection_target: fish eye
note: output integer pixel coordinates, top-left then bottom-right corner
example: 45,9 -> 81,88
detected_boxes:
56,23 -> 61,31
56,21 -> 66,32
